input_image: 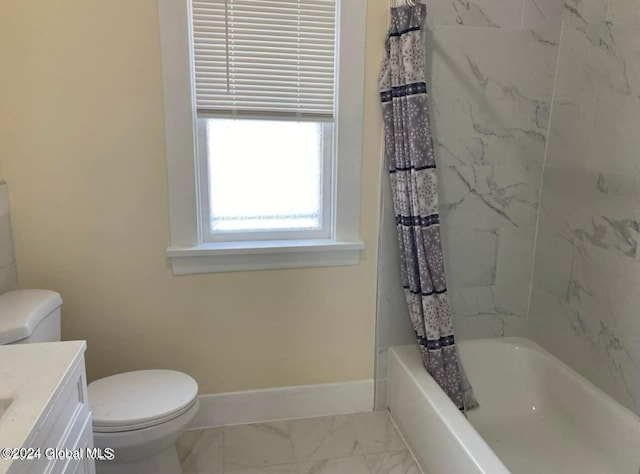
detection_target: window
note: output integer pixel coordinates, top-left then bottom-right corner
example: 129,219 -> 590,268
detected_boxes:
158,0 -> 365,274
201,118 -> 331,239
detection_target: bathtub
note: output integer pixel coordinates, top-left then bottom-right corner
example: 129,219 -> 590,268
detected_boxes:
388,338 -> 640,474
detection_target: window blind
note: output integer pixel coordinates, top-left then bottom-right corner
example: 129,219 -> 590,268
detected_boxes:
191,0 -> 337,120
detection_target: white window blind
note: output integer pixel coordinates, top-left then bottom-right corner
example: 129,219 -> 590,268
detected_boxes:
191,0 -> 337,120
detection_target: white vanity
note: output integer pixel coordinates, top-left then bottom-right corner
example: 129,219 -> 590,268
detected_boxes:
0,341 -> 95,474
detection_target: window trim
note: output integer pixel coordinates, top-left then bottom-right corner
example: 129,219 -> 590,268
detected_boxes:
157,0 -> 366,274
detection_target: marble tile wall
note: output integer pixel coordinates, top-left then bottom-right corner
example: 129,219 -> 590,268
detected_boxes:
528,0 -> 640,415
427,0 -> 563,337
374,0 -> 563,408
0,183 -> 18,296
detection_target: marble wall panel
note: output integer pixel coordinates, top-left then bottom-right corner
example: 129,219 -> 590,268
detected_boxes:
431,95 -> 550,168
529,0 -> 640,416
425,12 -> 560,340
524,0 -> 565,29
427,0 -> 525,28
429,26 -> 559,101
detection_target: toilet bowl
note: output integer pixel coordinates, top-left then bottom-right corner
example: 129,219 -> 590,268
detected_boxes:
0,290 -> 199,474
89,370 -> 199,474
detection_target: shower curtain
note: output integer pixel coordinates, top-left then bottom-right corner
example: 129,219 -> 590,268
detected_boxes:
379,3 -> 476,411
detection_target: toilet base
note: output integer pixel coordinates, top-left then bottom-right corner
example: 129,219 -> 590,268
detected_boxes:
95,444 -> 181,474
92,399 -> 198,474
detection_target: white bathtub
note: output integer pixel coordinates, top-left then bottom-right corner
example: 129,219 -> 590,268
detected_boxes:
388,338 -> 640,474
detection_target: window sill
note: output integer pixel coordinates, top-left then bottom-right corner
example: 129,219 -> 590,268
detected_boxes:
166,239 -> 365,274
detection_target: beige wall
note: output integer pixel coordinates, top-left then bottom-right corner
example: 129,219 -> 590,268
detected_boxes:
0,1 -> 388,394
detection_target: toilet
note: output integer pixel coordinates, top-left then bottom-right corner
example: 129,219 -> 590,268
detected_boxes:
0,289 -> 198,474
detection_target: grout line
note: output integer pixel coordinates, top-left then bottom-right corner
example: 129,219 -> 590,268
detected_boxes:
526,16 -> 566,323
373,151 -> 388,412
221,425 -> 225,473
286,419 -> 296,471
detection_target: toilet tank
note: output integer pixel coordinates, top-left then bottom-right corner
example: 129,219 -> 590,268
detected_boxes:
0,290 -> 62,345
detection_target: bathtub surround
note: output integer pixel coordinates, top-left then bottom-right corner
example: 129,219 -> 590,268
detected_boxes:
528,0 -> 640,415
425,2 -> 561,335
380,4 -> 474,411
377,0 -> 640,417
375,0 -> 562,408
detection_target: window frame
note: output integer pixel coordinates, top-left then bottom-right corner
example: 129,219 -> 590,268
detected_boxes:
158,0 -> 365,274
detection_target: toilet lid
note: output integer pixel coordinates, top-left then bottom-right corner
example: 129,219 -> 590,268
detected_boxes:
89,370 -> 198,432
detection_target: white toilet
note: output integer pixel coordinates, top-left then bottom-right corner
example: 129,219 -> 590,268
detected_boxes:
0,289 -> 199,474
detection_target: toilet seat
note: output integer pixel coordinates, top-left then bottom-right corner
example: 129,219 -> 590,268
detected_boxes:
92,398 -> 198,433
89,369 -> 198,433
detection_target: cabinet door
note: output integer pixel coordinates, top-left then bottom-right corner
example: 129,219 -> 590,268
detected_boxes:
22,360 -> 90,474
61,413 -> 95,474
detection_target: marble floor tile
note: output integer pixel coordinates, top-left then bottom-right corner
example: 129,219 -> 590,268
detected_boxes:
287,415 -> 362,461
224,422 -> 295,470
350,412 -> 405,454
365,451 -> 421,474
179,413 -> 420,474
178,429 -> 204,463
297,456 -> 371,474
177,428 -> 224,474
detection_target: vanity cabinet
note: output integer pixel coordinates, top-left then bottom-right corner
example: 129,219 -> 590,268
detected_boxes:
2,342 -> 95,474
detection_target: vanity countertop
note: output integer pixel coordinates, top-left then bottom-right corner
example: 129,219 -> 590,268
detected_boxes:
0,341 -> 86,473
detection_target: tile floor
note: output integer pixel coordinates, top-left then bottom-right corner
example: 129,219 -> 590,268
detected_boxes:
176,411 -> 421,474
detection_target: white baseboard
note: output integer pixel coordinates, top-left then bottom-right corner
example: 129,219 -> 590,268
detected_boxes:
189,379 -> 374,429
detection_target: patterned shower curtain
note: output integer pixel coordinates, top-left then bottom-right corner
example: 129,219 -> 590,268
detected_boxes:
379,3 -> 476,411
